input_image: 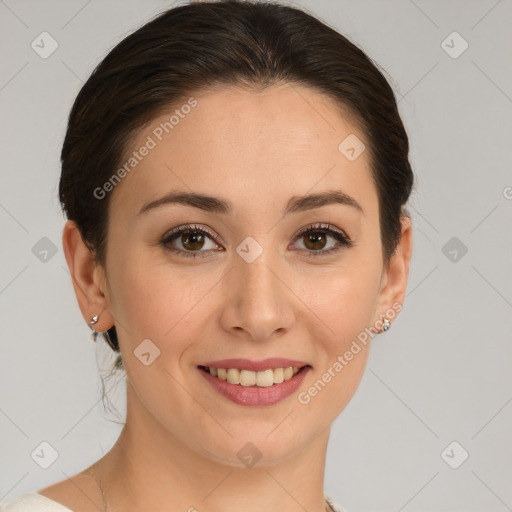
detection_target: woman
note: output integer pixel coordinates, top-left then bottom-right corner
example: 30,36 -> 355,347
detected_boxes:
1,0 -> 413,510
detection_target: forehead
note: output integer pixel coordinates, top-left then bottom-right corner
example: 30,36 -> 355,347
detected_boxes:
109,82 -> 377,219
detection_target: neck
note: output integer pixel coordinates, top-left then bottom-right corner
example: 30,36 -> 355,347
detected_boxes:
88,383 -> 332,512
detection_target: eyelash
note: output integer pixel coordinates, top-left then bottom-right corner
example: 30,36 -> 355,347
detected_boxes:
160,223 -> 353,259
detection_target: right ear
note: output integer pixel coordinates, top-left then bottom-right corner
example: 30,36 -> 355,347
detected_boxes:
62,220 -> 114,332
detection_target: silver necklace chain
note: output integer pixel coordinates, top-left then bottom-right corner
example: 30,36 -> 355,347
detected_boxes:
86,469 -> 108,512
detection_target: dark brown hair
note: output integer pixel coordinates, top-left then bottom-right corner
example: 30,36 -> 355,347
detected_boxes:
59,0 -> 414,354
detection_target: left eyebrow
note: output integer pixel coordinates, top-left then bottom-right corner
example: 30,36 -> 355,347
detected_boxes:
285,190 -> 364,215
137,189 -> 364,217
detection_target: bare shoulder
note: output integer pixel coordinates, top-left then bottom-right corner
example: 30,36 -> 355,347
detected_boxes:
37,471 -> 104,512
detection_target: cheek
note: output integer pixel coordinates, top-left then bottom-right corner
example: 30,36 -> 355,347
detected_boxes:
295,271 -> 377,417
299,256 -> 382,343
106,251 -> 222,350
291,254 -> 380,410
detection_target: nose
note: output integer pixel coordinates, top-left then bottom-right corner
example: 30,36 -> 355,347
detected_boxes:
219,244 -> 295,342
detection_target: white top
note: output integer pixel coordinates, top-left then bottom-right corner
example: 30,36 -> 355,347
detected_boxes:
0,491 -> 348,511
0,492 -> 73,511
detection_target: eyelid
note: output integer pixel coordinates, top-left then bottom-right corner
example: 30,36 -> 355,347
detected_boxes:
293,222 -> 351,243
162,223 -> 222,245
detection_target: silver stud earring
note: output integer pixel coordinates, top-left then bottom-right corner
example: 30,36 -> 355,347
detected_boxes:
89,314 -> 100,340
88,314 -> 118,352
381,317 -> 390,332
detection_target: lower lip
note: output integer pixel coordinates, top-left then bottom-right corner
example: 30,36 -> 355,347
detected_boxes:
198,366 -> 311,406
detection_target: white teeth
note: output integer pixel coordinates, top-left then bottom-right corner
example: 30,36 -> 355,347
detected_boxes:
240,369 -> 256,386
256,369 -> 274,387
273,367 -> 284,383
205,366 -> 303,387
227,368 -> 240,385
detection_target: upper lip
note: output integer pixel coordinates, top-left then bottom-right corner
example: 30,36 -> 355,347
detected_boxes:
199,358 -> 311,372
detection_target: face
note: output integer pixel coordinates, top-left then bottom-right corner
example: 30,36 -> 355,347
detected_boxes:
90,82 -> 407,466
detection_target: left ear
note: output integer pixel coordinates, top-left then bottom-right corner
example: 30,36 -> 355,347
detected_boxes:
372,214 -> 413,328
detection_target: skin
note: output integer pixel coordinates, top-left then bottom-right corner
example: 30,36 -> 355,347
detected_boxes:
41,82 -> 412,512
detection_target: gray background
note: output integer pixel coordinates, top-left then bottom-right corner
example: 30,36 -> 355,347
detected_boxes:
1,0 -> 511,510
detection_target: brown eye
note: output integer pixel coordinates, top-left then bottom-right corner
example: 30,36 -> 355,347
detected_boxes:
293,224 -> 352,256
161,224 -> 221,258
302,231 -> 329,251
180,231 -> 207,251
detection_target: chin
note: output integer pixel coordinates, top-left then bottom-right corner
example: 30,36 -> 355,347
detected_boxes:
193,420 -> 322,469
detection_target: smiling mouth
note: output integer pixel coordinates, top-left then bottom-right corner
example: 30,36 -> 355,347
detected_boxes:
198,365 -> 310,387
